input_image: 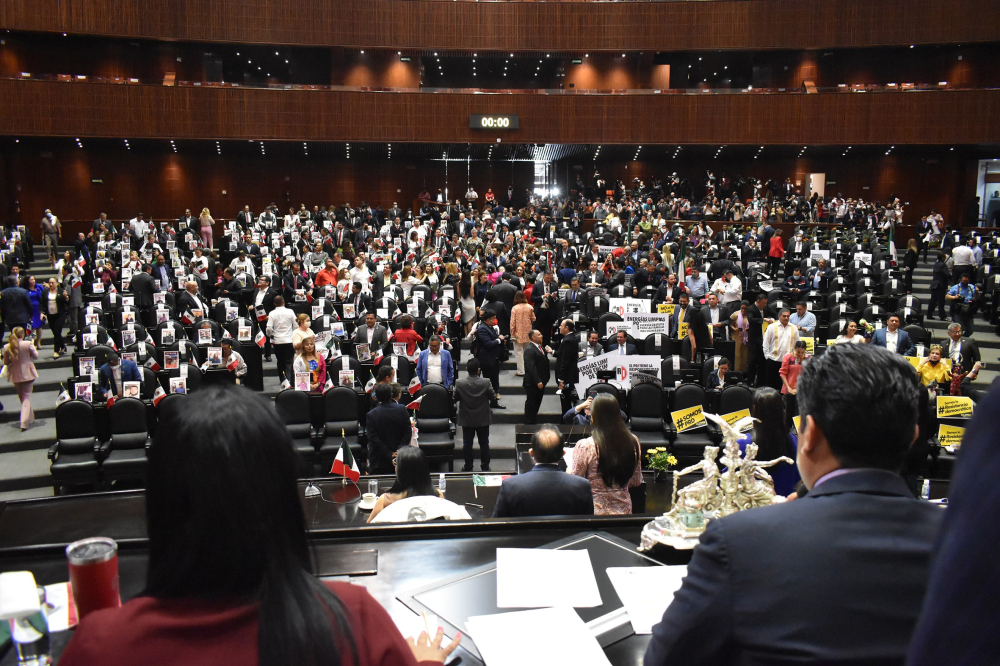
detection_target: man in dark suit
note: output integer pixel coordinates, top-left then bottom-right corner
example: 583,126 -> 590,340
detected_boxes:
1,275 -> 33,338
488,276 -> 518,318
353,312 -> 389,349
492,427 -> 594,518
555,319 -> 580,415
475,311 -> 506,408
366,383 -> 413,475
607,329 -> 637,356
869,314 -> 915,356
941,322 -> 983,396
532,271 -> 559,346
281,262 -> 311,304
129,263 -> 157,328
667,292 -> 693,340
98,352 -> 142,400
523,329 -> 551,424
579,260 -> 608,288
645,344 -> 942,666
177,281 -> 208,318
151,255 -> 172,292
746,292 -> 770,387
236,205 -> 254,231
687,293 -> 727,362
347,282 -> 373,316
908,382 -> 998,666
455,358 -> 496,472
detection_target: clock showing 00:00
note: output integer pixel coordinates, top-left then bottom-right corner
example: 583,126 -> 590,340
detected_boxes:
469,114 -> 519,129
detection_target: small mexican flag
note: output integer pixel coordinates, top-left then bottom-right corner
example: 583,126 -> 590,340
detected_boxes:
330,436 -> 360,482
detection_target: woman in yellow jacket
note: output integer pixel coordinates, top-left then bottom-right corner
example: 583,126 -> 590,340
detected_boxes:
916,345 -> 951,387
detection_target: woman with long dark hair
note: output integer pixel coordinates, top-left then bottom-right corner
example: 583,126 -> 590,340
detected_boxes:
458,270 -> 475,336
567,393 -> 643,515
739,386 -> 800,496
59,385 -> 458,665
368,447 -> 471,524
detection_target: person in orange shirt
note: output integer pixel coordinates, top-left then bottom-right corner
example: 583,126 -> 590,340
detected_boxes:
313,258 -> 339,288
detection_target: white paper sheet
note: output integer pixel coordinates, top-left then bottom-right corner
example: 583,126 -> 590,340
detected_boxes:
606,565 -> 688,634
495,548 -> 602,609
466,607 -> 611,666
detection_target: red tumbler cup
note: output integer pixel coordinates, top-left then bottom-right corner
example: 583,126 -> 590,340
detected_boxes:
66,537 -> 121,619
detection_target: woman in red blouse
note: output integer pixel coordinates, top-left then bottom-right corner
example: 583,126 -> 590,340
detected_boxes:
59,385 -> 458,666
391,314 -> 424,357
767,228 -> 785,276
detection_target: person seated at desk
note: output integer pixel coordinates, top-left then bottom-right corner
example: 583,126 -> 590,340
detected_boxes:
367,383 -> 413,474
353,312 -> 389,349
567,394 -> 643,515
415,335 -> 453,389
59,385 -> 459,666
782,267 -> 809,296
707,357 -> 730,390
368,447 -> 471,524
492,427 -> 594,518
219,339 -> 247,385
788,302 -> 816,337
644,344 -> 941,666
98,352 -> 141,400
607,329 -> 637,356
916,345 -> 952,387
737,387 -> 800,496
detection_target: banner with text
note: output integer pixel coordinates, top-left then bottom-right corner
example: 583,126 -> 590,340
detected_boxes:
576,352 -> 663,398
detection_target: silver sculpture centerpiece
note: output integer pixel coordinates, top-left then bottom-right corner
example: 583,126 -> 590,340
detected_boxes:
639,412 -> 793,551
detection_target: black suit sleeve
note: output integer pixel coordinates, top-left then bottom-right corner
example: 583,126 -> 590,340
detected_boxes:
492,485 -> 511,518
646,520 -> 735,664
525,348 -> 543,387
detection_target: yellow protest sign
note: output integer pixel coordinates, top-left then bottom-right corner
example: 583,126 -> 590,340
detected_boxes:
801,337 -> 814,354
658,303 -> 677,315
762,321 -> 771,338
671,404 -> 706,433
827,339 -> 838,347
677,322 -> 689,341
793,415 -> 802,432
937,395 -> 973,419
937,424 -> 965,449
721,409 -> 753,431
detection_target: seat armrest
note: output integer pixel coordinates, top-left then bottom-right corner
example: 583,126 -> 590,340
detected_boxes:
96,440 -> 110,458
706,420 -> 723,444
664,421 -> 677,443
47,444 -> 59,461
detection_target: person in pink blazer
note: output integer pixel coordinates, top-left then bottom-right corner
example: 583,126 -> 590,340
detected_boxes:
2,327 -> 39,430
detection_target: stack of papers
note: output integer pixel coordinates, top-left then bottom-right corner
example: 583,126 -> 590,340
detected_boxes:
495,548 -> 602,609
466,607 -> 612,666
606,566 -> 687,634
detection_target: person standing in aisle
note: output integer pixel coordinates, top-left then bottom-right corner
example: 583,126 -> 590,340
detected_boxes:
523,329 -> 551,425
266,296 -> 297,386
2,327 -> 38,431
454,359 -> 495,472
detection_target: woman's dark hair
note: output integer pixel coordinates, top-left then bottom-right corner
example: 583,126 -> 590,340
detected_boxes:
458,271 -> 472,298
399,314 -> 414,328
750,387 -> 795,460
513,290 -> 527,305
589,393 -> 637,488
392,446 -> 438,498
145,385 -> 356,666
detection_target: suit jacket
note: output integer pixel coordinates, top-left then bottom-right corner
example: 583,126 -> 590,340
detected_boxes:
746,304 -> 766,343
531,280 -> 559,319
474,323 -> 504,366
870,328 -> 915,356
908,383 -> 999,666
0,286 -> 33,325
646,469 -> 942,666
492,464 -> 594,518
668,306 -> 693,339
523,343 -> 550,388
98,360 -> 142,398
454,374 -> 495,427
930,260 -> 950,290
689,305 -> 726,352
129,271 -> 156,310
939,336 -> 981,369
365,402 -> 412,472
347,292 -> 373,316
556,332 -> 581,384
605,338 -> 637,354
151,264 -> 172,290
415,348 -> 454,389
353,324 -> 389,348
177,291 -> 208,316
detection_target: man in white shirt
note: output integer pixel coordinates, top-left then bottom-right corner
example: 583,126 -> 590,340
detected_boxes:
230,251 -> 256,280
417,335 -> 454,389
711,269 -> 742,305
265,295 -> 297,386
348,256 -> 371,293
951,241 -> 975,284
762,308 -> 799,390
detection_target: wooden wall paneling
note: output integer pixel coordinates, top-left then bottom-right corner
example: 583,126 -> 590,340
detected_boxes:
0,81 -> 996,145
1,0 -> 998,53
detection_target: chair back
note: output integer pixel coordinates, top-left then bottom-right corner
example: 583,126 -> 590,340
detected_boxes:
55,401 -> 98,453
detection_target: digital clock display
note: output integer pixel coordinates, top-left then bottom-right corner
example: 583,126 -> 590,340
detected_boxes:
470,114 -> 519,130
